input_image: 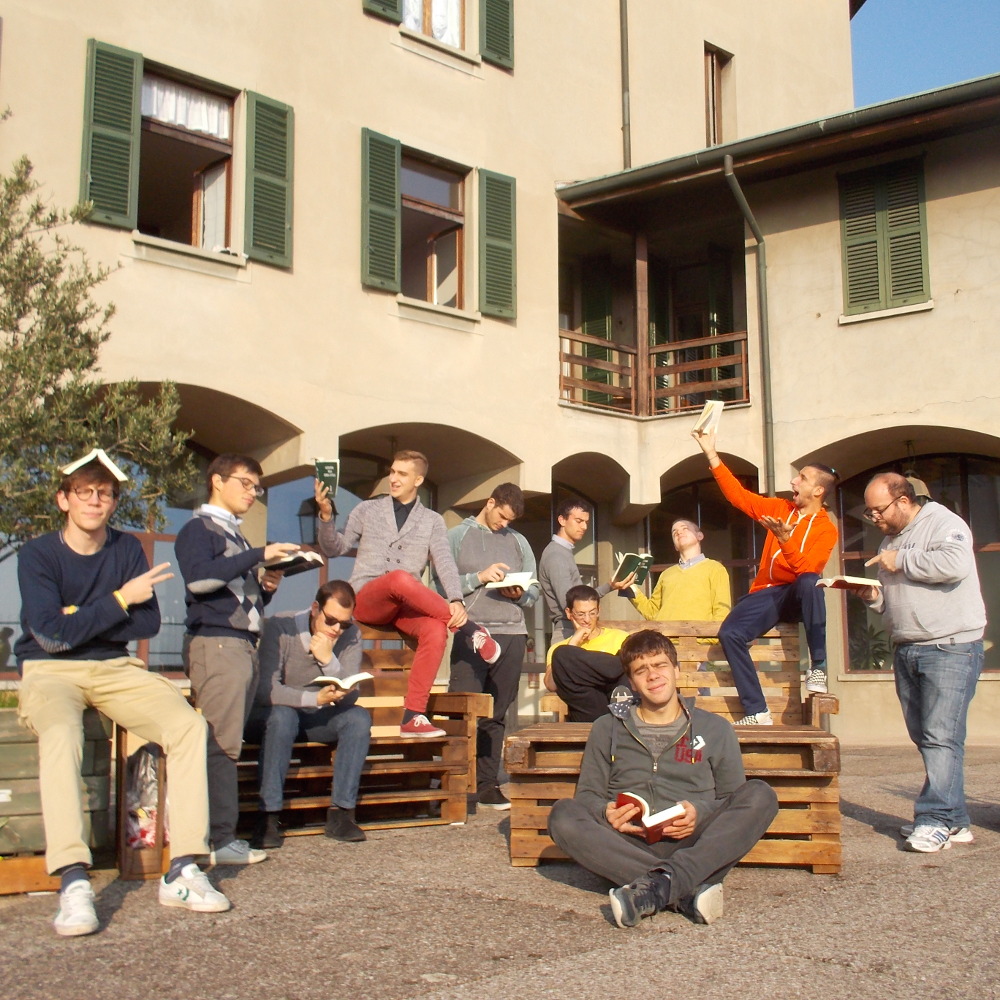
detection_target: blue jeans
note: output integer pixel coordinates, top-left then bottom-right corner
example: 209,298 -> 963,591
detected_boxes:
894,640 -> 983,829
258,700 -> 371,812
718,573 -> 826,715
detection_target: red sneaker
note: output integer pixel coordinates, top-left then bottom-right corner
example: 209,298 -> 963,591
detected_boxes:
471,627 -> 500,664
399,714 -> 446,738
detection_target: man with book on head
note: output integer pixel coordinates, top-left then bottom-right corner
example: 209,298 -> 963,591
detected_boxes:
860,472 -> 985,854
544,585 -> 630,723
316,449 -> 501,738
539,498 -> 611,639
441,482 -> 540,810
16,449 -> 230,937
611,519 -> 731,623
175,454 -> 300,865
250,579 -> 371,848
691,428 -> 839,725
548,629 -> 778,929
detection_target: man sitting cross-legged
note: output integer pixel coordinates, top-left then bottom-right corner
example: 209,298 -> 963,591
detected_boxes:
16,451 -> 229,938
250,580 -> 372,849
692,427 -> 839,724
548,629 -> 778,929
544,585 -> 630,723
317,450 -> 499,738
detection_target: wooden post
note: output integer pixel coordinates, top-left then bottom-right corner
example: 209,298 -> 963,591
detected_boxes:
634,232 -> 650,416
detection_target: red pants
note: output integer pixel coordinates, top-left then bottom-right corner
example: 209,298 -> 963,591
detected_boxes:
354,570 -> 451,713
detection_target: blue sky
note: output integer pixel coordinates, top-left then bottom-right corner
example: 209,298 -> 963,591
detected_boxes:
852,0 -> 1000,106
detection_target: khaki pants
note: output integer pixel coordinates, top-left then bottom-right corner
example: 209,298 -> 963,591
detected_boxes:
18,657 -> 210,873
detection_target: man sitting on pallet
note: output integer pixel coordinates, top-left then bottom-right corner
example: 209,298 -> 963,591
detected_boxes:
544,585 -> 630,723
16,450 -> 230,937
610,518 -> 731,623
317,450 -> 500,738
250,579 -> 372,849
691,427 -> 839,725
548,629 -> 778,929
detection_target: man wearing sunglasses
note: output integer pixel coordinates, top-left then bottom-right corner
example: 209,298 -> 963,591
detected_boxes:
861,472 -> 985,854
250,579 -> 371,848
176,454 -> 301,865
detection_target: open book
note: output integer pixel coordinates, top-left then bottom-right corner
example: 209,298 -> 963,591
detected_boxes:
484,571 -> 538,590
315,457 -> 340,496
816,575 -> 882,592
61,447 -> 128,483
692,399 -> 724,436
615,792 -> 686,845
308,671 -> 373,690
262,550 -> 324,577
613,552 -> 654,587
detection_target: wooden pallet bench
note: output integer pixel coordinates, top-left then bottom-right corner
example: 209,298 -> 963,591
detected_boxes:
504,620 -> 841,874
237,626 -> 491,837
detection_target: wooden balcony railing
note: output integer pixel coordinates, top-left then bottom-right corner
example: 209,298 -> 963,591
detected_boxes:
559,328 -> 749,416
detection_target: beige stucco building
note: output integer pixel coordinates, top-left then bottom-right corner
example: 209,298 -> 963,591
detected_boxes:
1,1 -> 997,741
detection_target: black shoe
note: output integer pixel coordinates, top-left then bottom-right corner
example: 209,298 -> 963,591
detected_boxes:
477,787 -> 511,811
324,807 -> 367,842
608,872 -> 670,928
251,812 -> 283,850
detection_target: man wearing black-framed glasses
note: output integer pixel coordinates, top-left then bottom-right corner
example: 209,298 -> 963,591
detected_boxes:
861,472 -> 985,855
250,579 -> 371,848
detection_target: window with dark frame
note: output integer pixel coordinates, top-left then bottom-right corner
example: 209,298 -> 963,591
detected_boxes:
400,156 -> 465,308
704,44 -> 731,147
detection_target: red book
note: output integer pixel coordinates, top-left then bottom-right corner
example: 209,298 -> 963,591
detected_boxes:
615,792 -> 685,844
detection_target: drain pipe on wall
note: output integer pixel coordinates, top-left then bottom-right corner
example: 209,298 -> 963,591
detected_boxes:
723,154 -> 776,495
619,0 -> 631,169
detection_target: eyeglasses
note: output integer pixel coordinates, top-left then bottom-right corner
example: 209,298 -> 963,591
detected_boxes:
319,610 -> 353,629
70,486 -> 117,504
570,608 -> 600,620
863,496 -> 902,523
222,475 -> 265,498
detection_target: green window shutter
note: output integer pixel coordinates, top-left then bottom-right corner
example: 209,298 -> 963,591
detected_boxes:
245,93 -> 294,267
80,39 -> 141,229
363,0 -> 403,23
885,164 -> 928,306
480,0 -> 514,69
840,160 -> 928,315
580,261 -> 613,406
478,169 -> 516,318
361,128 -> 401,291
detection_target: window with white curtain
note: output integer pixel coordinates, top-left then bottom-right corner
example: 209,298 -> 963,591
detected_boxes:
402,0 -> 463,49
137,74 -> 234,249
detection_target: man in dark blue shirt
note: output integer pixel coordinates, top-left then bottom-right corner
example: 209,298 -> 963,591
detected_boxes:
16,451 -> 229,937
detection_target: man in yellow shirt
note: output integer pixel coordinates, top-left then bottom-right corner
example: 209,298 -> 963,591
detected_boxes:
545,586 -> 630,721
612,520 -> 731,623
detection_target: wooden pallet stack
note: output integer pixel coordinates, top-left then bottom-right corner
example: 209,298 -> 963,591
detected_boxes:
504,621 -> 842,874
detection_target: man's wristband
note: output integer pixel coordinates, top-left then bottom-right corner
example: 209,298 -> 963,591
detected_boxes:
113,590 -> 129,612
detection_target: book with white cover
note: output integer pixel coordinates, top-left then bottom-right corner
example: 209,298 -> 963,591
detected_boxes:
61,448 -> 128,483
692,399 -> 724,435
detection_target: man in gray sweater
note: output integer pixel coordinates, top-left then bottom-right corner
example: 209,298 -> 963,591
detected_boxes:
548,630 -> 777,928
444,483 -> 540,809
317,450 -> 499,738
861,472 -> 986,854
250,579 -> 371,847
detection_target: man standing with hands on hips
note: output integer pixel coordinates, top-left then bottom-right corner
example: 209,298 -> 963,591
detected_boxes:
860,472 -> 985,854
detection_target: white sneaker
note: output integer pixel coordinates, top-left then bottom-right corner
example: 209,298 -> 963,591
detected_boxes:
209,839 -> 267,865
53,880 -> 99,937
159,864 -> 232,912
906,825 -> 953,853
681,882 -> 724,925
734,710 -> 773,726
900,823 -> 974,844
805,669 -> 828,694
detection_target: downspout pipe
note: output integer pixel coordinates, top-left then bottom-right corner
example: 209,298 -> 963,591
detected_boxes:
619,0 -> 631,169
723,154 -> 776,496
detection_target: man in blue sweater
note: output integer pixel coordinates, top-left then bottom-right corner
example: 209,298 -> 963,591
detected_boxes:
16,452 -> 229,937
175,454 -> 299,865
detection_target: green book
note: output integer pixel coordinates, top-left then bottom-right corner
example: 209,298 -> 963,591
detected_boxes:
315,457 -> 340,496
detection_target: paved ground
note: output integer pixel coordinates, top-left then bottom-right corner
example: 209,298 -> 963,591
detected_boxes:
2,744 -> 998,1000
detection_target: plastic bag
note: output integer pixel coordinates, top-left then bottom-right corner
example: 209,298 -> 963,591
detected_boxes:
124,743 -> 169,849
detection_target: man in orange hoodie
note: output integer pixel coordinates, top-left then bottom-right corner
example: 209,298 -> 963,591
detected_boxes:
692,429 -> 838,725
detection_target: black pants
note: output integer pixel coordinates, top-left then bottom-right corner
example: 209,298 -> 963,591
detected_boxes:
548,780 -> 778,902
551,644 -> 629,722
449,633 -> 525,792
